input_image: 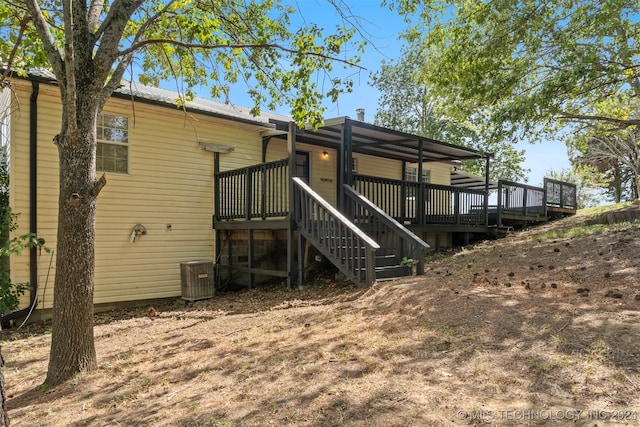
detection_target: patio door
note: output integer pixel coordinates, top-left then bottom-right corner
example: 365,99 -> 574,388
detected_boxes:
295,151 -> 310,183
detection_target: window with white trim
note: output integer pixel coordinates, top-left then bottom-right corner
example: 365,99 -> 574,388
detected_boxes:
405,166 -> 430,197
97,113 -> 129,173
404,166 -> 430,183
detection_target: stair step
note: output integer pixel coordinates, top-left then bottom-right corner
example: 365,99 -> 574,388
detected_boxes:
375,254 -> 400,267
374,265 -> 412,279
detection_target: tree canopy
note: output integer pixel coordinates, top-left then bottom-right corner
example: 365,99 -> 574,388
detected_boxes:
1,0 -> 365,127
385,0 -> 640,139
0,0 -> 366,387
370,42 -> 527,182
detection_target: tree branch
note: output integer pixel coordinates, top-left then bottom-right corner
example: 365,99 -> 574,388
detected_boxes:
23,0 -> 65,80
63,0 -> 78,131
93,0 -> 146,80
87,0 -> 104,30
120,40 -> 365,70
557,112 -> 640,129
91,173 -> 107,198
0,16 -> 31,87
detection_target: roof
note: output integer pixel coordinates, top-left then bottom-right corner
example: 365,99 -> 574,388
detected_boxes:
451,169 -> 498,191
269,116 -> 487,163
24,69 -> 286,129
24,69 -> 488,167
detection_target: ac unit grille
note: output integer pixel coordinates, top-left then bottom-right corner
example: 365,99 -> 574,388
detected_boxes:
180,260 -> 215,301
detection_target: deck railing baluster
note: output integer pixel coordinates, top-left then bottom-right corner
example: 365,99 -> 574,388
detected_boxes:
215,158 -> 290,220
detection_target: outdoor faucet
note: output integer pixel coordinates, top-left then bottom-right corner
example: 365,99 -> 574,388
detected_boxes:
129,224 -> 147,244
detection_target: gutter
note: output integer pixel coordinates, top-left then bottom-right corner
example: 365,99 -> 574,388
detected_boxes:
1,80 -> 39,323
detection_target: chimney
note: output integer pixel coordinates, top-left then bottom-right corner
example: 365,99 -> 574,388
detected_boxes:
223,86 -> 230,104
356,108 -> 365,121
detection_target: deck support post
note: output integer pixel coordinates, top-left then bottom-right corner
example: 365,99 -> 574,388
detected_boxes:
417,140 -> 424,225
497,180 -> 503,227
297,232 -> 304,288
287,121 -> 297,289
226,230 -> 232,282
338,119 -> 353,215
484,154 -> 491,226
247,229 -> 254,289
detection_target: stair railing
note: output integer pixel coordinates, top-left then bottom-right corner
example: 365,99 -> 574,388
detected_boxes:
293,178 -> 380,287
343,185 -> 430,275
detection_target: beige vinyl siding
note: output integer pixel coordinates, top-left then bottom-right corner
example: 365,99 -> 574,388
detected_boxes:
8,82 -> 35,305
266,140 -> 338,206
353,153 -> 403,181
265,142 -> 405,208
9,79 -> 269,308
406,162 -> 452,186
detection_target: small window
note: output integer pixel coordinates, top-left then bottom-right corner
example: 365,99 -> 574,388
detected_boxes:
405,166 -> 430,197
97,114 -> 128,173
405,166 -> 430,183
352,158 -> 358,173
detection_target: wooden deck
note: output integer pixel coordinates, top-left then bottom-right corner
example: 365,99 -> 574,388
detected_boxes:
212,158 -> 577,287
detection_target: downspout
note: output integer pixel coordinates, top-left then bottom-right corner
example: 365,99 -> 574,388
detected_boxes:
1,81 -> 39,323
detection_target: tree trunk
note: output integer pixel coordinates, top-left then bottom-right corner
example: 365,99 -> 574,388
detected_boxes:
0,347 -> 9,426
44,125 -> 99,386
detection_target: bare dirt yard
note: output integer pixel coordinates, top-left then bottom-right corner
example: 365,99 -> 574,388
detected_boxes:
3,204 -> 640,426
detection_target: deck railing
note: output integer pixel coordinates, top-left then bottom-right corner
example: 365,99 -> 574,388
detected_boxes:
544,178 -> 578,209
293,178 -> 380,287
344,185 -> 430,274
497,180 -> 546,218
215,158 -> 289,220
423,183 -> 487,225
354,175 -> 487,226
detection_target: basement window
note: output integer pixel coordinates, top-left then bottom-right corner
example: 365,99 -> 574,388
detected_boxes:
97,113 -> 129,173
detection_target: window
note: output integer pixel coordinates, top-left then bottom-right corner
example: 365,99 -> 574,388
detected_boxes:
405,166 -> 430,183
97,114 -> 129,173
295,151 -> 310,182
405,166 -> 430,197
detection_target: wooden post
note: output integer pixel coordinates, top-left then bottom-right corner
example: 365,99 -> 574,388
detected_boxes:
245,168 -> 252,220
226,230 -> 232,281
214,152 -> 220,222
454,189 -> 460,225
287,121 -> 296,289
340,119 -> 353,216
247,229 -> 254,289
417,140 -> 424,225
497,180 -> 503,227
261,163 -> 267,220
297,232 -> 304,289
400,161 -> 407,223
484,155 -> 491,226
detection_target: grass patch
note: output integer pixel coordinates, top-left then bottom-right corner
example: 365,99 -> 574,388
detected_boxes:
577,202 -> 633,217
529,223 -> 609,241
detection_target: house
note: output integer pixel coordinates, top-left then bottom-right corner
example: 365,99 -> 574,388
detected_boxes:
1,71 -> 577,320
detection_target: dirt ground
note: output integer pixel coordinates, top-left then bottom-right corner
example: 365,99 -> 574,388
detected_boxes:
2,204 -> 640,426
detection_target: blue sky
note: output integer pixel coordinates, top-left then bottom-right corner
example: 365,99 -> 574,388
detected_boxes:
171,0 -> 572,186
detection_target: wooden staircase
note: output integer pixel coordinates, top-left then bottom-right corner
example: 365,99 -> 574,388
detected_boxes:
293,178 -> 429,287
373,250 -> 412,280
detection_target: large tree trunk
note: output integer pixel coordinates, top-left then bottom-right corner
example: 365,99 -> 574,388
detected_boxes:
0,347 -> 9,426
44,122 -> 100,386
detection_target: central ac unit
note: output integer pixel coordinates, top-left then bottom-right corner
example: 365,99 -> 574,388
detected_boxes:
180,260 -> 215,301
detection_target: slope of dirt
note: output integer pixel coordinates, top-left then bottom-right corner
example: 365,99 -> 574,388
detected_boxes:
2,204 -> 640,426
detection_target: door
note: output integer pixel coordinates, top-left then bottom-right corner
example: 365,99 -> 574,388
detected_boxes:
295,151 -> 310,183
